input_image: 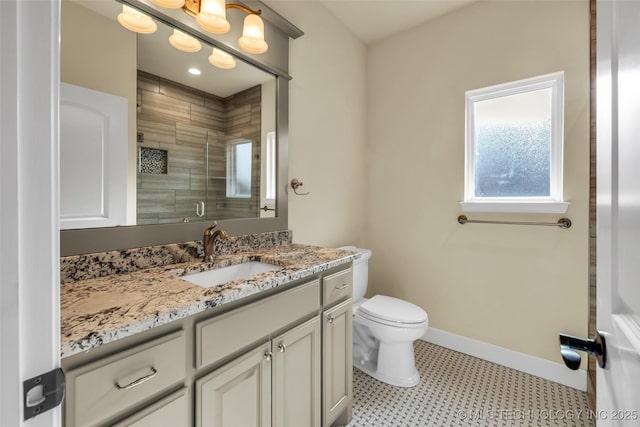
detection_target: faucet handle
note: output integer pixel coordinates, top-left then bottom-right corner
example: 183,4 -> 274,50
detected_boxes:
204,221 -> 218,235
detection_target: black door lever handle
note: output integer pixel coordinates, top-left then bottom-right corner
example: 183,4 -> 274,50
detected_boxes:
559,332 -> 607,370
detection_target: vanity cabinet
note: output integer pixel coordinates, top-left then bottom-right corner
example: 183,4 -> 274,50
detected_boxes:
321,266 -> 353,427
196,317 -> 321,427
62,264 -> 352,427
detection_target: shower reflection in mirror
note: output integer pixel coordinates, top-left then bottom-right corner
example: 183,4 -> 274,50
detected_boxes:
59,0 -> 277,229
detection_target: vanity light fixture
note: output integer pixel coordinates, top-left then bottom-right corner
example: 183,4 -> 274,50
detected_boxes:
208,47 -> 236,69
150,0 -> 186,8
169,28 -> 202,52
117,4 -> 157,34
238,13 -> 268,54
181,0 -> 268,54
194,0 -> 230,34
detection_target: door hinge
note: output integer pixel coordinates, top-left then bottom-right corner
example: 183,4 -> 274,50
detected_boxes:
23,368 -> 65,421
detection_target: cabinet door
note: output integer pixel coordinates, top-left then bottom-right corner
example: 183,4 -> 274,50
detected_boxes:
322,299 -> 353,427
273,317 -> 321,427
196,343 -> 272,427
112,388 -> 188,427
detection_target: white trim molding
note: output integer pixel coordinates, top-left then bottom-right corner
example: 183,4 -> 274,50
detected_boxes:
460,201 -> 570,214
422,328 -> 586,391
1,0 -> 61,425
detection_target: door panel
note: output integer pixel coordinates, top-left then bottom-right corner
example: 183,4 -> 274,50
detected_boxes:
597,0 -> 640,421
60,82 -> 128,229
196,343 -> 271,427
272,317 -> 321,427
322,300 -> 353,427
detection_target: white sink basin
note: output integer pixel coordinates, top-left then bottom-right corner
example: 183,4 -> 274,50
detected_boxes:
180,262 -> 281,288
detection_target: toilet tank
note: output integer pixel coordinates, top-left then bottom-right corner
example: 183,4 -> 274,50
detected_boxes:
339,246 -> 372,302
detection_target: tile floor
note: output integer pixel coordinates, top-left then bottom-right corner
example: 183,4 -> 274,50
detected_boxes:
347,340 -> 594,427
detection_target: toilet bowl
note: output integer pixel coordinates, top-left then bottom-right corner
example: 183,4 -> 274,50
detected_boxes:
339,246 -> 429,388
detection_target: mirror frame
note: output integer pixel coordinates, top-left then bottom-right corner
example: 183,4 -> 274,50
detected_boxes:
60,0 -> 303,255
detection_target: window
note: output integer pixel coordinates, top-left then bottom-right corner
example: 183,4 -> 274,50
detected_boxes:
461,72 -> 569,213
226,139 -> 252,198
265,132 -> 276,202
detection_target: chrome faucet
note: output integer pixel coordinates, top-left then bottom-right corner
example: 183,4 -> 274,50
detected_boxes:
203,222 -> 228,262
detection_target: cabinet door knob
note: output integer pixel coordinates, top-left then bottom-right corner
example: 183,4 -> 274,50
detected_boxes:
263,351 -> 273,361
327,315 -> 334,324
277,344 -> 286,353
115,367 -> 158,391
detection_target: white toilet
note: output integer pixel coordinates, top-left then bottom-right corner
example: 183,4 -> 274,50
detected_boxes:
340,246 -> 429,388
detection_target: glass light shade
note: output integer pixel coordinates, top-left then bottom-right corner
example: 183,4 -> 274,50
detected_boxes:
208,48 -> 236,69
150,0 -> 185,8
169,29 -> 202,52
117,5 -> 157,34
238,14 -> 268,54
195,0 -> 230,34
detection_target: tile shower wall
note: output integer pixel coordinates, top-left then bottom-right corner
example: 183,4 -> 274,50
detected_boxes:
210,83 -> 262,219
136,70 -> 261,224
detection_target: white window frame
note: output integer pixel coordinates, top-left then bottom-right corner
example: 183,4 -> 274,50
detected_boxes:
265,131 -> 276,203
226,139 -> 252,199
461,72 -> 570,214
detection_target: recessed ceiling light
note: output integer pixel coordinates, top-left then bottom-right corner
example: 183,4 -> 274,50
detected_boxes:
188,68 -> 201,76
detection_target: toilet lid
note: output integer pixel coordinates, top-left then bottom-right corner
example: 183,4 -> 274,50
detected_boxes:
358,295 -> 428,324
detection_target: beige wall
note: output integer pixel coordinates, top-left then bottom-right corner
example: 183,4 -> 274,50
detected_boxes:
269,1 -> 368,248
366,1 -> 590,366
61,1 -> 137,224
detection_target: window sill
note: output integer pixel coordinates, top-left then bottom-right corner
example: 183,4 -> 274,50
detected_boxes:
459,201 -> 570,214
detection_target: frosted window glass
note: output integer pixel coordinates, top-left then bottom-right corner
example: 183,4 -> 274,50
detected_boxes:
473,88 -> 552,197
265,132 -> 276,201
226,140 -> 252,198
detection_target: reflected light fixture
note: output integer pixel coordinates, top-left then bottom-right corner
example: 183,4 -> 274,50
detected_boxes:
117,4 -> 157,34
169,29 -> 202,52
181,0 -> 268,54
188,67 -> 202,75
208,47 -> 236,69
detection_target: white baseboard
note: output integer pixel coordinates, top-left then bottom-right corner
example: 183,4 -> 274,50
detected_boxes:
422,328 -> 586,391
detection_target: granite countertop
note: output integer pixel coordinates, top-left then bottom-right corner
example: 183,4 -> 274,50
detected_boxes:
61,244 -> 357,358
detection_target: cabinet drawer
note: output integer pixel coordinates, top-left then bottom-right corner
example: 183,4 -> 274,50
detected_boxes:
196,280 -> 320,369
112,388 -> 188,427
322,268 -> 352,306
65,330 -> 186,427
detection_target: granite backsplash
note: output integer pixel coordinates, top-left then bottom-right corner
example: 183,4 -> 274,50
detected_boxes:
60,230 -> 292,285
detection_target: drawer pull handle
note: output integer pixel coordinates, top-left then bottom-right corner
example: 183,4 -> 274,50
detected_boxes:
335,283 -> 348,290
278,344 -> 287,353
115,367 -> 158,391
327,315 -> 334,324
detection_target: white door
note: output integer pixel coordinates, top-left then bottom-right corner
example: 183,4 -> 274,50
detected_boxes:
597,0 -> 640,424
0,0 -> 61,426
60,83 -> 128,230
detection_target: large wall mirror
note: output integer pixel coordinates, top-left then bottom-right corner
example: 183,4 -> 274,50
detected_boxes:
60,0 -> 301,255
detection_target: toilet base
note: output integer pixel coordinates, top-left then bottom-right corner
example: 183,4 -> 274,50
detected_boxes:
354,340 -> 421,388
354,363 -> 420,388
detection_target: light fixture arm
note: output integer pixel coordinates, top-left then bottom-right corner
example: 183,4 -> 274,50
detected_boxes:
182,0 -> 261,17
225,3 -> 261,16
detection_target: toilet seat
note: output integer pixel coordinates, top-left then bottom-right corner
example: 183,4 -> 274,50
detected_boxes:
357,295 -> 428,328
